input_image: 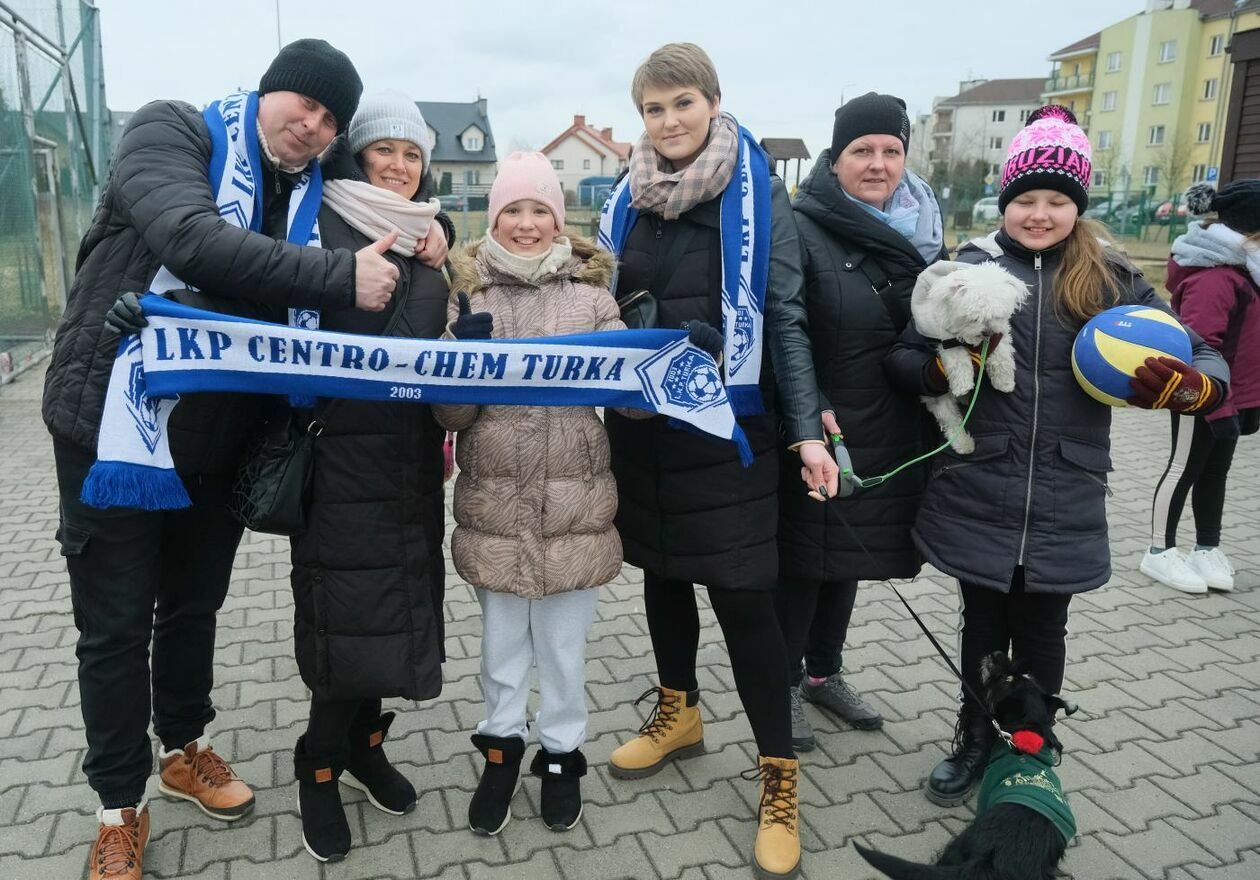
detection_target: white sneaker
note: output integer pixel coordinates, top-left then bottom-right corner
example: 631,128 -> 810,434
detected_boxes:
1140,548 -> 1208,594
1186,547 -> 1235,592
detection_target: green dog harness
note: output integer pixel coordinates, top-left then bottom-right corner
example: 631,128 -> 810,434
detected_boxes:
976,742 -> 1076,843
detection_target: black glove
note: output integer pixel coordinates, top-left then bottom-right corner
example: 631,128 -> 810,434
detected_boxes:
684,320 -> 724,358
1208,415 -> 1241,441
103,292 -> 148,335
451,292 -> 493,340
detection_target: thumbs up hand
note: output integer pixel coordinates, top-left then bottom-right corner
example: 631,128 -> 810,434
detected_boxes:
451,292 -> 494,340
354,231 -> 401,312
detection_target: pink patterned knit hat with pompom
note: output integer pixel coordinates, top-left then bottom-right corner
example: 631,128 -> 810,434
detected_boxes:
488,151 -> 566,231
998,105 -> 1092,214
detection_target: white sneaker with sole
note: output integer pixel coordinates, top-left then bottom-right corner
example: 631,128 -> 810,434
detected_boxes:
1186,547 -> 1235,591
1140,548 -> 1208,594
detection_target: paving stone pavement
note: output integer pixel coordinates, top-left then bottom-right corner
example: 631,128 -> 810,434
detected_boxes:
2,359 -> 1259,880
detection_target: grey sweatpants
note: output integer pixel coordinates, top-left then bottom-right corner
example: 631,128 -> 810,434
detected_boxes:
475,587 -> 600,754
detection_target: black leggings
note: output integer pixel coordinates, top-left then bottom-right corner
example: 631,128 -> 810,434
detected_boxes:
304,697 -> 383,757
644,573 -> 792,759
1150,412 -> 1240,549
957,569 -> 1071,714
775,578 -> 858,686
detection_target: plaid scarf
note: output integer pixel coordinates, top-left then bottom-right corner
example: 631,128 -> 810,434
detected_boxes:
629,113 -> 739,220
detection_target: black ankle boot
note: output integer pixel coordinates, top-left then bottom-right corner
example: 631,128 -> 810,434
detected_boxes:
468,734 -> 525,836
925,710 -> 997,806
530,747 -> 587,832
294,735 -> 351,862
342,711 -> 416,816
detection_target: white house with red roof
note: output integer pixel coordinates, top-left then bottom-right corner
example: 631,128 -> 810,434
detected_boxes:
540,115 -> 631,200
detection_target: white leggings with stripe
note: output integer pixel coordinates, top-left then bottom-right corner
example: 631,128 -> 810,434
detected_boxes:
1149,412 -> 1238,549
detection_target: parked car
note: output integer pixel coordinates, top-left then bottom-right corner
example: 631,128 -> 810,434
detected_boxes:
971,197 -> 1001,226
1153,200 -> 1189,223
1084,195 -> 1144,225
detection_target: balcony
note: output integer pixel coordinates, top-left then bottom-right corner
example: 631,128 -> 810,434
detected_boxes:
1043,72 -> 1095,96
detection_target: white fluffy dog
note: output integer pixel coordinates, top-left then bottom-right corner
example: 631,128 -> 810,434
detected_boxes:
911,260 -> 1030,454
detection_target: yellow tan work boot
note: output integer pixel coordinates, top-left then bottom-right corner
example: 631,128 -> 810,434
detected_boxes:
158,736 -> 255,820
88,802 -> 150,880
609,686 -> 704,779
745,755 -> 801,879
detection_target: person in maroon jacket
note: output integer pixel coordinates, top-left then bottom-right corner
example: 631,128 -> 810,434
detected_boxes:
1141,180 -> 1260,594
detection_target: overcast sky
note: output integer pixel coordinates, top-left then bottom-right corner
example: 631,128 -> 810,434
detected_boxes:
98,0 -> 1144,163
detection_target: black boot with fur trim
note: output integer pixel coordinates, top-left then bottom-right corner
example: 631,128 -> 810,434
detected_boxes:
530,748 -> 587,831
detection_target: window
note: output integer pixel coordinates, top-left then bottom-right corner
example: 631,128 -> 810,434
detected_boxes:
583,159 -> 591,170
992,110 -> 1006,123
1102,91 -> 1118,111
1148,125 -> 1166,146
551,159 -> 563,170
1106,51 -> 1122,72
1159,40 -> 1177,63
1144,166 -> 1160,186
1198,122 -> 1212,143
1098,130 -> 1113,150
1210,34 -> 1225,56
989,137 -> 1003,150
1153,82 -> 1171,105
990,163 -> 1002,176
464,134 -> 481,151
1203,78 -> 1219,100
1192,164 -> 1208,183
1093,170 -> 1108,187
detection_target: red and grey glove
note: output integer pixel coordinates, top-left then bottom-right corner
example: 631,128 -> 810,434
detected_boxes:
1127,356 -> 1221,412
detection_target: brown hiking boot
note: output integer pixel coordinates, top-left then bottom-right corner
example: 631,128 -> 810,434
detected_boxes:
159,738 -> 255,820
743,755 -> 801,879
88,804 -> 150,880
609,686 -> 704,779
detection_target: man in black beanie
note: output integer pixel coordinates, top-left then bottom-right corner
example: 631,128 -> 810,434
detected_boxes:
42,38 -> 402,880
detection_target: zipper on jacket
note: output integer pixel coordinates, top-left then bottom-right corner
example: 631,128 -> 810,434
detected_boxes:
1082,469 -> 1115,497
1017,253 -> 1044,564
274,167 -> 281,196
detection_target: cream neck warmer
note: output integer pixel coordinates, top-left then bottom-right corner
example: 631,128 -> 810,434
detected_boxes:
256,128 -> 307,175
481,234 -> 573,284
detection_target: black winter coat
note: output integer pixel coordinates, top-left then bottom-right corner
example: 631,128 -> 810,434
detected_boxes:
42,100 -> 357,475
604,178 -> 823,591
289,137 -> 450,702
779,153 -> 941,581
886,230 -> 1230,593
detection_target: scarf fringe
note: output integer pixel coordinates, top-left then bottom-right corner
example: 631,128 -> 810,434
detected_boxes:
80,460 -> 192,511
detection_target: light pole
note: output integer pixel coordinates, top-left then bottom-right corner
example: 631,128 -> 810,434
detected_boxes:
839,83 -> 858,106
274,0 -> 282,50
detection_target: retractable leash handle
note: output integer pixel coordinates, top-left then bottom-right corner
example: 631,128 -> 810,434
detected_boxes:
830,433 -> 861,498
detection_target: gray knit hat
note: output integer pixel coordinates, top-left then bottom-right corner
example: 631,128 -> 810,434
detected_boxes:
347,92 -> 433,167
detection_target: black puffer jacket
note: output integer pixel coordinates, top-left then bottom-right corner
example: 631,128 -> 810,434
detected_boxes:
886,229 -> 1229,593
42,99 -> 357,475
604,177 -> 823,591
779,153 -> 942,581
289,137 -> 450,702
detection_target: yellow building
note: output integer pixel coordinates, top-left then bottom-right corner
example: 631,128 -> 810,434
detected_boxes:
1045,0 -> 1260,199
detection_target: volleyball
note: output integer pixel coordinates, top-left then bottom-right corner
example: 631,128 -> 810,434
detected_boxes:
1072,305 -> 1193,407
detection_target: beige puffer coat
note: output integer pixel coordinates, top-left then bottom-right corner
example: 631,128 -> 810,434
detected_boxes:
433,236 -> 624,598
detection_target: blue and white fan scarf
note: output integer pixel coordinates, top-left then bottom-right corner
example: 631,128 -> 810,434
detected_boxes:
82,297 -> 752,511
81,89 -> 322,510
597,120 -> 772,416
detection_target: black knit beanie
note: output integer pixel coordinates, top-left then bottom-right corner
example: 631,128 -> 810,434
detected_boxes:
830,92 -> 911,160
258,39 -> 362,133
1186,180 -> 1260,234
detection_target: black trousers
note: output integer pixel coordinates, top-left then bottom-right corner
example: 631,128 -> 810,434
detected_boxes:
55,439 -> 243,808
643,573 -> 792,759
1150,412 -> 1240,549
776,578 -> 858,686
957,569 -> 1072,714
305,697 -> 383,757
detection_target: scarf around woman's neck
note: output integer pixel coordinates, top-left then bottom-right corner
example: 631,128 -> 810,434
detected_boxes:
480,233 -> 574,284
322,178 -> 440,258
1173,220 -> 1260,287
628,113 -> 739,221
843,169 -> 943,264
600,113 -> 772,416
81,89 -> 324,511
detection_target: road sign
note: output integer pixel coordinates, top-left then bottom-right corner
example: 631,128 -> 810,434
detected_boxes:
983,173 -> 996,186
1207,166 -> 1219,182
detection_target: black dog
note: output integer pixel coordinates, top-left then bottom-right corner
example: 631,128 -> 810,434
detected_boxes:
855,652 -> 1079,880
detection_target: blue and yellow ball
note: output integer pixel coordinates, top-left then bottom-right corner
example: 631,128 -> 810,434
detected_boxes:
1072,305 -> 1192,407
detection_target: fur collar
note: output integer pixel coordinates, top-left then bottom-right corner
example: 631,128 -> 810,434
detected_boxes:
450,234 -> 614,293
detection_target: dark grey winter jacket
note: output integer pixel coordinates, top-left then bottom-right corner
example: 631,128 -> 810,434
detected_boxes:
42,99 -> 357,474
886,230 -> 1229,593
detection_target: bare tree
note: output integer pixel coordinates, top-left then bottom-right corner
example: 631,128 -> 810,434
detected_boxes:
1151,134 -> 1193,200
508,136 -> 536,153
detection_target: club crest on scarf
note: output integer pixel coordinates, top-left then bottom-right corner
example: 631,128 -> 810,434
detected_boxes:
123,340 -> 162,454
662,349 -> 725,410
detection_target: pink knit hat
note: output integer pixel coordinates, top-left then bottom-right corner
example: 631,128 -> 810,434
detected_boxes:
488,151 -> 566,231
998,105 -> 1092,214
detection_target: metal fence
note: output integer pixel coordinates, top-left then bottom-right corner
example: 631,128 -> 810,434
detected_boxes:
0,0 -> 106,384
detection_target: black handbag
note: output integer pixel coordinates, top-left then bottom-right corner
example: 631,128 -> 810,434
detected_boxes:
229,262 -> 421,535
614,224 -> 696,329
